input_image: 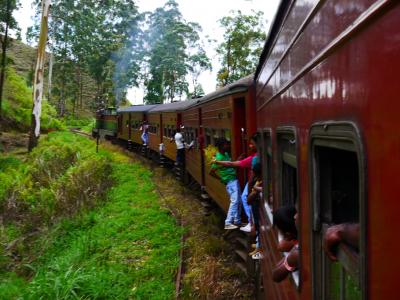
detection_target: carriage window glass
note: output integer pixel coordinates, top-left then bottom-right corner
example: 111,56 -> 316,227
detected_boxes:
313,145 -> 361,300
278,132 -> 297,207
224,129 -> 231,141
262,132 -> 273,208
205,128 -> 211,146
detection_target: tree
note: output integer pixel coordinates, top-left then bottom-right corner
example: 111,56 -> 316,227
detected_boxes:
143,0 -> 210,104
0,0 -> 20,119
216,10 -> 266,86
28,0 -> 50,151
28,0 -> 142,114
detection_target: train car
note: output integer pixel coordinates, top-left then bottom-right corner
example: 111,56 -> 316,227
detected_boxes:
92,107 -> 118,139
255,1 -> 400,299
116,105 -> 158,147
196,75 -> 256,211
146,100 -> 198,161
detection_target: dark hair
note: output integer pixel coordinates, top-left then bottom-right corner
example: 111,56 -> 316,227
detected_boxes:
250,132 -> 260,145
273,205 -> 297,237
252,162 -> 261,177
215,137 -> 228,151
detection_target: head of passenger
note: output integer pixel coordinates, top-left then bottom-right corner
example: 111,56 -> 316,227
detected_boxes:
215,137 -> 229,154
252,162 -> 262,180
273,205 -> 298,240
176,126 -> 181,133
248,132 -> 259,154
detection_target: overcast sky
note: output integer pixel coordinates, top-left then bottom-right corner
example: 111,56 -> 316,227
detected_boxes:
14,0 -> 280,104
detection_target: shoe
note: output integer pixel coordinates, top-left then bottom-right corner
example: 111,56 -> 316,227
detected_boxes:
249,248 -> 259,256
240,223 -> 251,233
252,251 -> 263,260
224,224 -> 238,230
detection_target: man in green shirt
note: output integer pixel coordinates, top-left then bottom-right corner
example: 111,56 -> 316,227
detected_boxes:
210,137 -> 241,230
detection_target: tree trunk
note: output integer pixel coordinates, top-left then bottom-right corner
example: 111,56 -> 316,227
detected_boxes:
47,52 -> 53,102
0,0 -> 11,120
28,0 -> 51,151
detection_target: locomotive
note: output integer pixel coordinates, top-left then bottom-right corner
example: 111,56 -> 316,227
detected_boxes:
93,0 -> 400,298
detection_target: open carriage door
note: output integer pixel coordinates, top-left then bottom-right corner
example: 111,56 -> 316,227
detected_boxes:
232,96 -> 247,186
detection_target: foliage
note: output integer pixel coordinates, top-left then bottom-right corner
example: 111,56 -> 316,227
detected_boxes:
0,0 -> 21,117
28,0 -> 143,114
2,67 -> 64,130
0,131 -> 182,299
216,10 -> 266,86
204,144 -> 218,165
143,0 -> 211,104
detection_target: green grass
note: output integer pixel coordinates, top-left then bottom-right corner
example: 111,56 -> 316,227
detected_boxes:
0,131 -> 182,299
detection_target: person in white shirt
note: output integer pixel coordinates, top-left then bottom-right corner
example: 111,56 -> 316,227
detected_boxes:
173,126 -> 185,164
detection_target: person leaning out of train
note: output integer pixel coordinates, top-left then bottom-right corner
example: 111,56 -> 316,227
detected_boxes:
210,137 -> 242,230
171,125 -> 185,165
247,162 -> 263,259
272,205 -> 299,282
324,223 -> 360,261
140,121 -> 149,146
212,133 -> 259,232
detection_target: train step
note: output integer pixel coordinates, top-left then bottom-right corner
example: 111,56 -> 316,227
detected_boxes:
235,249 -> 248,262
235,237 -> 249,249
235,262 -> 248,276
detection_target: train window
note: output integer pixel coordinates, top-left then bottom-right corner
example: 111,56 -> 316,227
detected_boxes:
205,128 -> 211,146
310,123 -> 366,300
261,131 -> 273,210
277,130 -> 298,207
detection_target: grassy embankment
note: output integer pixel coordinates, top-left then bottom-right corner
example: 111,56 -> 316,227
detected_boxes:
0,131 -> 182,299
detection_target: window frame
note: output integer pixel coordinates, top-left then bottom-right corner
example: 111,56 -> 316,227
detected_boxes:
276,126 -> 301,289
309,121 -> 367,300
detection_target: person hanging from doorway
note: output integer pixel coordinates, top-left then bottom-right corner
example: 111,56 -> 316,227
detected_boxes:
212,133 -> 259,232
210,137 -> 241,230
172,125 -> 185,165
140,121 -> 149,146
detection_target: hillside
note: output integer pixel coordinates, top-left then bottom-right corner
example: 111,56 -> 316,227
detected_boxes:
5,38 -> 97,119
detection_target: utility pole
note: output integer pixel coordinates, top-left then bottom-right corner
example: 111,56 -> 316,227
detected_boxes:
28,0 -> 51,151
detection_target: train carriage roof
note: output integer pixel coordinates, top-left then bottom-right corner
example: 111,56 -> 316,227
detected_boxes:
195,75 -> 254,106
148,98 -> 200,113
255,0 -> 293,79
117,104 -> 159,113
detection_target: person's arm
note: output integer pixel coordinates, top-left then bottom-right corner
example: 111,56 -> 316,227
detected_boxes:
209,167 -> 221,180
272,248 -> 299,282
324,223 -> 360,261
214,160 -> 241,167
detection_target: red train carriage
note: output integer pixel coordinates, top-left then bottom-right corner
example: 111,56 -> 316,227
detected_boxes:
146,100 -> 198,161
116,105 -> 158,147
255,0 -> 400,299
196,75 -> 256,211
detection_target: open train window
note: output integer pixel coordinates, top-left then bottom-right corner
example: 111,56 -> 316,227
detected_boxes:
261,130 -> 273,211
205,128 -> 211,146
277,129 -> 298,208
310,123 -> 366,300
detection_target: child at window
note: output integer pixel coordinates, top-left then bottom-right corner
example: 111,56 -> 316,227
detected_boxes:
272,205 -> 299,282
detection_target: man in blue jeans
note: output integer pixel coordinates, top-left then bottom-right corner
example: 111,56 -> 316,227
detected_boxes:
210,138 -> 241,230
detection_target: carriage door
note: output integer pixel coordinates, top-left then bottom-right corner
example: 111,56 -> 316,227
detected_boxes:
232,97 -> 246,185
310,124 -> 366,300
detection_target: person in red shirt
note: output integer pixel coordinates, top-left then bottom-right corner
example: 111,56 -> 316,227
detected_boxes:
212,133 -> 259,232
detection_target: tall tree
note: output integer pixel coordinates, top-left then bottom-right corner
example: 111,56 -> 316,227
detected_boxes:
216,10 -> 266,86
0,0 -> 20,119
28,0 -> 142,114
28,0 -> 50,151
143,0 -> 210,104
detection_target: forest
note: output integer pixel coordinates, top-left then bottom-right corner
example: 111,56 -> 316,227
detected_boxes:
0,0 -> 268,298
